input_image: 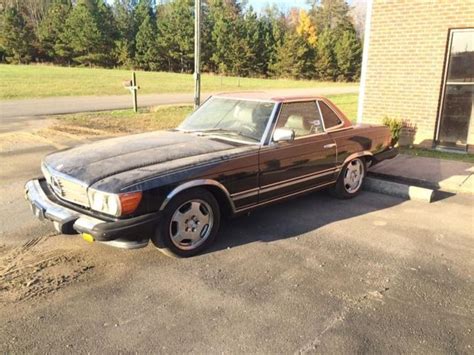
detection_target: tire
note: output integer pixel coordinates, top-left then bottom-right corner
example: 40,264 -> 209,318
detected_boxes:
152,188 -> 221,258
332,157 -> 366,199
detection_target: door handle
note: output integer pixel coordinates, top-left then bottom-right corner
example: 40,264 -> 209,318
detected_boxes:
324,143 -> 336,149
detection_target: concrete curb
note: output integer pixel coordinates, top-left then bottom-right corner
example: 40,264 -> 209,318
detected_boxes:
363,177 -> 434,202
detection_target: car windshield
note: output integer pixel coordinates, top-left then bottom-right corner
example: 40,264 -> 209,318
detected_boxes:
178,97 -> 276,143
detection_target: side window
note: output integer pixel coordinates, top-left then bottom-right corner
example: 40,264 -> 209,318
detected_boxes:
319,101 -> 342,129
276,101 -> 324,137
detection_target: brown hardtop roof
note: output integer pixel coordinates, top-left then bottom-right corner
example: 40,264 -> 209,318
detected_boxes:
213,91 -> 327,102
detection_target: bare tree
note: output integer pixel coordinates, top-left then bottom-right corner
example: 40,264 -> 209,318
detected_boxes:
349,0 -> 366,40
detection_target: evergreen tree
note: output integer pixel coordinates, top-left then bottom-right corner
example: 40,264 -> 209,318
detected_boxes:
315,29 -> 336,80
0,0 -> 363,83
38,1 -> 72,63
209,0 -> 249,76
334,25 -> 362,81
60,0 -> 115,67
135,11 -> 159,70
113,0 -> 137,67
135,0 -> 154,30
270,30 -> 314,79
261,5 -> 286,77
242,6 -> 260,76
157,0 -> 194,72
0,7 -> 33,63
200,1 -> 215,72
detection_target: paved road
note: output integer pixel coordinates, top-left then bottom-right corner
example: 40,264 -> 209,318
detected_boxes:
0,86 -> 358,120
0,129 -> 473,353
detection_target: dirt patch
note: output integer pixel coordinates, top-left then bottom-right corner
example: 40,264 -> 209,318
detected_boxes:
52,105 -> 192,134
0,235 -> 94,304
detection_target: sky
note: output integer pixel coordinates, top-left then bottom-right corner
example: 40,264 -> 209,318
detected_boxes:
248,0 -> 311,12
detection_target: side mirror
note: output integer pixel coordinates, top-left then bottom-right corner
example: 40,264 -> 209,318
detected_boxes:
273,128 -> 295,142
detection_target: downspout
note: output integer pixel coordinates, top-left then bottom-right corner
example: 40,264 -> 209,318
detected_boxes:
357,0 -> 373,124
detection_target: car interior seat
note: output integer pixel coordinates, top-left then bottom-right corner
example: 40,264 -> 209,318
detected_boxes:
284,114 -> 311,136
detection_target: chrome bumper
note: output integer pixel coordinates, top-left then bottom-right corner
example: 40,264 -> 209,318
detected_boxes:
24,179 -> 150,249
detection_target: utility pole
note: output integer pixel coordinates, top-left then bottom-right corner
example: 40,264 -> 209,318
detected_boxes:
194,0 -> 201,109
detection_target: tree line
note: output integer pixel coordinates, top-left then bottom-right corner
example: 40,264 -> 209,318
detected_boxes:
0,0 -> 363,81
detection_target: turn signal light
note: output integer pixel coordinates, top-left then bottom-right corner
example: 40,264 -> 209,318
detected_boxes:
119,191 -> 142,215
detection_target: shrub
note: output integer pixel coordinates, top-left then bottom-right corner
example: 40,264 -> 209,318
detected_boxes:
382,116 -> 404,145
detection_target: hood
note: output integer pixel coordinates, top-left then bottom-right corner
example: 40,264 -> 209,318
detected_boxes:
43,130 -> 246,186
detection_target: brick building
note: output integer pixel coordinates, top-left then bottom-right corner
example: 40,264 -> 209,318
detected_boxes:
358,0 -> 474,152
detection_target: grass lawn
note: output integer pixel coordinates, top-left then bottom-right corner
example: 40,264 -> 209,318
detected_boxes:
0,64 -> 357,100
54,93 -> 359,134
399,147 -> 474,164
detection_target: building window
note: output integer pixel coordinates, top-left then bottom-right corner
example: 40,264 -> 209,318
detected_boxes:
437,29 -> 474,148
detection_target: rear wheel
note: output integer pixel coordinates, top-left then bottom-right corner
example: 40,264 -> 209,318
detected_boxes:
333,157 -> 366,199
152,188 -> 220,258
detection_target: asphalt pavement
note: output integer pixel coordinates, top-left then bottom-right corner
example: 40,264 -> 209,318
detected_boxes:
0,125 -> 473,353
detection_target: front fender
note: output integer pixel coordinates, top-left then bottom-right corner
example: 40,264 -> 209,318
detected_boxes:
158,179 -> 236,213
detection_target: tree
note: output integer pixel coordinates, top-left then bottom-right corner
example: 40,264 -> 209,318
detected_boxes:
296,9 -> 317,48
0,7 -> 33,63
270,30 -> 314,79
60,0 -> 115,67
113,0 -> 137,67
157,0 -> 194,72
38,1 -> 72,63
135,11 -> 159,70
315,29 -> 336,80
333,25 -> 362,81
310,0 -> 351,32
260,5 -> 286,77
242,6 -> 261,76
208,0 -> 250,76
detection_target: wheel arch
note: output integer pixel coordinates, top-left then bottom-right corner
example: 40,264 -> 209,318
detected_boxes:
159,179 -> 236,216
336,151 -> 373,180
342,151 -> 373,167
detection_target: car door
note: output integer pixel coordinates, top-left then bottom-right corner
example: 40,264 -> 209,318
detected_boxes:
258,100 -> 338,203
318,99 -> 368,165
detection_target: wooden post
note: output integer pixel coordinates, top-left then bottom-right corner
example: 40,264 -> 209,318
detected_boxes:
132,71 -> 138,112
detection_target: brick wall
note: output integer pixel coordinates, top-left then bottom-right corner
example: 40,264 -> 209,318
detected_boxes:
361,0 -> 474,148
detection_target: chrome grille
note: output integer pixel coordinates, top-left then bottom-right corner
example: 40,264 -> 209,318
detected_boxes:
42,164 -> 90,207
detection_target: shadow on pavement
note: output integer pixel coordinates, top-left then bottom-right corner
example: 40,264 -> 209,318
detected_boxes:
205,189 -> 414,254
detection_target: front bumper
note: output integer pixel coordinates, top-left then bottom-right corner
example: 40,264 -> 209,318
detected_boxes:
24,179 -> 158,249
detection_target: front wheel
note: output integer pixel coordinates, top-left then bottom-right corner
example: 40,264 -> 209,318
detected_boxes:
332,157 -> 366,199
152,188 -> 220,258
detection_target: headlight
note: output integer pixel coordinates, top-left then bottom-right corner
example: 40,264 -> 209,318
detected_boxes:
87,189 -> 142,217
88,189 -> 121,216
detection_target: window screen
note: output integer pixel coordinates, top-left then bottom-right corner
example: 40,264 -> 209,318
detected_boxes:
276,101 -> 324,137
319,101 -> 342,129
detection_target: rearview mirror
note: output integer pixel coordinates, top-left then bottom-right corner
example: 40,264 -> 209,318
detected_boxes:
273,128 -> 295,142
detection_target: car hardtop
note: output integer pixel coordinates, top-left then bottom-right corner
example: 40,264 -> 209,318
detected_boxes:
212,91 -> 352,128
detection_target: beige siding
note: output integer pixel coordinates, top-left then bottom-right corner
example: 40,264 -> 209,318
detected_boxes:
362,0 -> 474,147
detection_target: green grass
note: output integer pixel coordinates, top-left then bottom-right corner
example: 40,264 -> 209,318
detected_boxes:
326,94 -> 358,121
0,64 -> 357,100
54,93 -> 359,134
399,147 -> 474,164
